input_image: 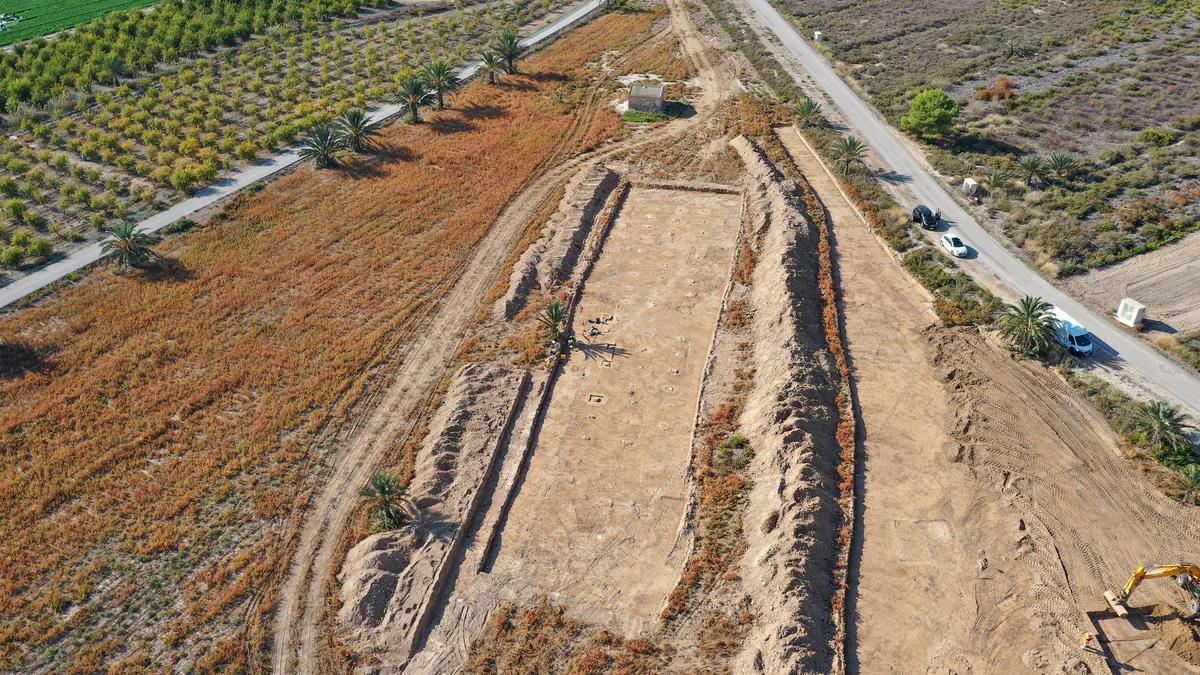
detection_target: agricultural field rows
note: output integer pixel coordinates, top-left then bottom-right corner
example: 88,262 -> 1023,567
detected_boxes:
0,0 -> 578,276
0,6 -> 640,668
777,0 -> 1199,275
0,0 -> 160,47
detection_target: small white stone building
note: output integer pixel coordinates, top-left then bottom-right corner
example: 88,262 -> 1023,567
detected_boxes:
628,83 -> 665,114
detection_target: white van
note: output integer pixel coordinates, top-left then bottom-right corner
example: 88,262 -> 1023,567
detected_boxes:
1051,307 -> 1094,356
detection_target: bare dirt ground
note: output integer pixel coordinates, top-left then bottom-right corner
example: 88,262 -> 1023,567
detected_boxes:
488,187 -> 741,630
1061,232 -> 1200,336
776,125 -> 1200,673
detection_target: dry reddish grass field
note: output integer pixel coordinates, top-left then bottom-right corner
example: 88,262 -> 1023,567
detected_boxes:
0,10 -> 656,672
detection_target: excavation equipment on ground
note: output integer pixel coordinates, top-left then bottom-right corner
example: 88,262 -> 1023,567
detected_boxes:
1104,563 -> 1200,618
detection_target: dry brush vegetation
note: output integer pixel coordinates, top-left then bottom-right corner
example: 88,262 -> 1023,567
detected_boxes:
780,0 -> 1200,275
0,10 -> 651,670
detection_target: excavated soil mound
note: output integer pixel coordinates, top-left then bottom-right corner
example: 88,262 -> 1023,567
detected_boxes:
730,136 -> 841,674
1145,604 -> 1200,666
338,363 -> 526,663
493,163 -> 619,319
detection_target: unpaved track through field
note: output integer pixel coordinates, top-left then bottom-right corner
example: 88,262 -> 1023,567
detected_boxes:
271,3 -> 730,671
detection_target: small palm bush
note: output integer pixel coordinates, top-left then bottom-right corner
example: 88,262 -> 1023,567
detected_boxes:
299,124 -> 345,168
336,108 -> 381,153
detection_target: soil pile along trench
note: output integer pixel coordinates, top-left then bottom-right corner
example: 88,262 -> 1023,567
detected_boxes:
730,135 -> 842,673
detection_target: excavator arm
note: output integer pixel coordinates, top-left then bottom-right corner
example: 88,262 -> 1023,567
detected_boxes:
1105,563 -> 1200,618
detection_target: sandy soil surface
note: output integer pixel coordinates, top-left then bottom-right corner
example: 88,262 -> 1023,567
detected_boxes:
1061,232 -> 1200,336
773,127 -> 994,670
488,187 -> 741,632
776,125 -> 1200,673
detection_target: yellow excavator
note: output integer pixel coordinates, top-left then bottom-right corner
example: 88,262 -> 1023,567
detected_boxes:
1104,563 -> 1200,618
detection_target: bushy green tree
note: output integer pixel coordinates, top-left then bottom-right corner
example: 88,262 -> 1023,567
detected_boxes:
361,472 -> 414,530
899,88 -> 959,139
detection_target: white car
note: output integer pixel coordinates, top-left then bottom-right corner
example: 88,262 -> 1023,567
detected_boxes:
940,233 -> 969,258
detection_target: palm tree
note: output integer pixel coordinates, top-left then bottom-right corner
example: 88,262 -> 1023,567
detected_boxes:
1047,152 -> 1077,182
102,223 -> 159,270
831,135 -> 867,175
336,108 -> 381,153
421,60 -> 460,110
1016,155 -> 1046,188
538,299 -> 567,342
1130,401 -> 1194,460
299,124 -> 344,168
985,168 -> 1008,192
361,472 -> 414,529
1181,464 -> 1200,505
793,98 -> 824,128
395,75 -> 434,124
493,29 -> 522,74
996,295 -> 1058,356
479,50 -> 503,84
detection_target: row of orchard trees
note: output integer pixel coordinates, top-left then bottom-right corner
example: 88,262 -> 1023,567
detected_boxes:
0,0 -> 381,113
299,29 -> 523,167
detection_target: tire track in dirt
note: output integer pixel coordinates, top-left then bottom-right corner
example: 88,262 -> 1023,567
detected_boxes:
271,5 -> 729,671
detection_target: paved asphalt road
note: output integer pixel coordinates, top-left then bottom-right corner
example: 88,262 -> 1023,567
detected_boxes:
0,0 -> 602,311
741,0 -> 1200,413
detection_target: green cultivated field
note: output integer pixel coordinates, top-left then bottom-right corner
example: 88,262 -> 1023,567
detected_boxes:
0,0 -> 159,46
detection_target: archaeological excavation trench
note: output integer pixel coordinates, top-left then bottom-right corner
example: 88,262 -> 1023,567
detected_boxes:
329,126 -> 861,671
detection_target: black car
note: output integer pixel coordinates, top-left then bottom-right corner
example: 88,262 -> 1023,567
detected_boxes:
912,204 -> 940,229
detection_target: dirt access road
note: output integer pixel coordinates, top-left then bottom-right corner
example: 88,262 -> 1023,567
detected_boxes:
487,187 -> 741,633
777,125 -> 1200,672
271,2 -> 731,671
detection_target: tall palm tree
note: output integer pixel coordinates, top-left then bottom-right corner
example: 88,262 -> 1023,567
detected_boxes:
479,50 -> 503,84
793,98 -> 824,128
336,108 -> 381,153
831,135 -> 867,175
1046,152 -> 1077,182
421,60 -> 460,110
996,295 -> 1058,356
101,222 -> 159,270
361,472 -> 414,529
1016,155 -> 1046,188
395,75 -> 434,124
493,29 -> 522,74
538,299 -> 566,342
299,124 -> 344,168
1130,401 -> 1194,459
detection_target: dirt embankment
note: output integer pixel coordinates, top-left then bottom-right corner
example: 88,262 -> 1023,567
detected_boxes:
493,163 -> 621,320
337,364 -> 526,666
730,136 -> 842,673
